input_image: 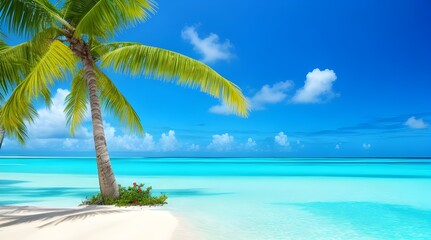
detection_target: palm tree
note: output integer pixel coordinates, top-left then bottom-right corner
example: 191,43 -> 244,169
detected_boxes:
0,0 -> 249,199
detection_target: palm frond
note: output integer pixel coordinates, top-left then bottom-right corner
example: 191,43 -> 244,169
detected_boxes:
0,28 -> 64,98
0,0 -> 68,37
91,41 -> 137,61
32,0 -> 73,29
18,40 -> 77,105
0,38 -> 33,99
100,43 -> 249,117
0,40 -> 77,143
95,67 -> 144,134
70,0 -> 156,39
64,69 -> 89,136
0,40 -> 24,97
63,0 -> 97,25
0,97 -> 37,144
0,39 -> 32,62
0,27 -> 62,65
29,27 -> 65,55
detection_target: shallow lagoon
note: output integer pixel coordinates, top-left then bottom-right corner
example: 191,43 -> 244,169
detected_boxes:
1,157 -> 431,239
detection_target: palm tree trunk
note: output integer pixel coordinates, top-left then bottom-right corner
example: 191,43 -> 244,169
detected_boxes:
69,37 -> 119,199
0,125 -> 5,149
83,56 -> 119,199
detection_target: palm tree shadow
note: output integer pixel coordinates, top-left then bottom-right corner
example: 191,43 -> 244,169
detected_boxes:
0,206 -> 126,229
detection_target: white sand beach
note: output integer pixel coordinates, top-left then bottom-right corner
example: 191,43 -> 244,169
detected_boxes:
0,206 -> 184,240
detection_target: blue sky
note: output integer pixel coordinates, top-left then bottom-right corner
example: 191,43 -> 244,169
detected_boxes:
2,0 -> 430,157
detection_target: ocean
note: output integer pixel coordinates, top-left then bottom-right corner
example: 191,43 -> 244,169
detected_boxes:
1,157 -> 430,239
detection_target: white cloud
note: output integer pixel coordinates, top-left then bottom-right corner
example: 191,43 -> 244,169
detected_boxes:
249,81 -> 293,110
182,26 -> 233,63
292,68 -> 337,103
96,122 -> 157,152
104,121 -> 116,140
245,138 -> 257,148
109,133 -> 156,152
209,80 -> 293,115
63,138 -> 79,149
28,89 -> 69,138
189,144 -> 200,151
141,134 -> 156,151
296,140 -> 304,148
275,132 -> 289,147
24,88 -> 91,139
28,88 -> 91,139
404,116 -> 428,129
62,128 -> 181,153
74,127 -> 92,139
209,68 -> 338,115
208,103 -> 234,115
16,88 -> 91,151
362,143 -> 371,150
208,133 -> 234,151
159,130 -> 178,151
6,88 -> 186,153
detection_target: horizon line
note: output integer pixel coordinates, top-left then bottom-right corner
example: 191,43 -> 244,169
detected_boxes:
1,155 -> 430,159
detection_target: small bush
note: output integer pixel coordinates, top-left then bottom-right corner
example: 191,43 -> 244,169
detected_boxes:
83,182 -> 167,206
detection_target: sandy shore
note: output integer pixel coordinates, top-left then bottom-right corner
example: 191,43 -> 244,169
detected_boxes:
0,205 -> 181,240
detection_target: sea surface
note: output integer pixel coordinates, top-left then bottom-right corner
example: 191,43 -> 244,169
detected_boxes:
1,157 -> 431,239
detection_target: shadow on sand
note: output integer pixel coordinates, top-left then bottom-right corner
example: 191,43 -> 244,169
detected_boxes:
0,206 -> 126,229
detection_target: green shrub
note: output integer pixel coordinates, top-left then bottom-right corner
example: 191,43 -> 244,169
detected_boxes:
83,182 -> 167,206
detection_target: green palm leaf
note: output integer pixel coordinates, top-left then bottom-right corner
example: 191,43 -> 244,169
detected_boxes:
0,40 -> 24,97
91,41 -> 137,60
0,99 -> 37,144
0,0 -> 69,37
15,40 -> 77,105
0,28 -> 64,98
0,27 -> 62,65
69,0 -> 156,39
64,69 -> 89,136
95,67 -> 144,134
100,43 -> 249,117
64,67 -> 144,135
32,0 -> 73,29
0,40 -> 77,142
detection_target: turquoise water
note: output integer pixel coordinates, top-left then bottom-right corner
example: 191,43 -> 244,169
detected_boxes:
1,157 -> 431,239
